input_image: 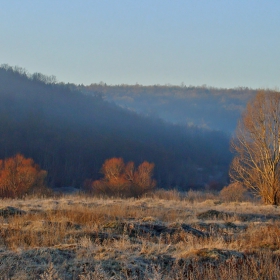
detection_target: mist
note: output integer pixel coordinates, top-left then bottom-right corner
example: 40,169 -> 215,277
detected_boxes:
0,65 -> 232,190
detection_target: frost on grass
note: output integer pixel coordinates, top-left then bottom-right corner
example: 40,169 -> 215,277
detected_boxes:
1,194 -> 280,279
0,206 -> 26,218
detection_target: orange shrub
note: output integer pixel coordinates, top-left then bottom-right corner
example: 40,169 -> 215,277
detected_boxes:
0,154 -> 47,198
89,158 -> 156,197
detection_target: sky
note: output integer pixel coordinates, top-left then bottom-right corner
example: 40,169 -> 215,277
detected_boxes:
0,0 -> 279,88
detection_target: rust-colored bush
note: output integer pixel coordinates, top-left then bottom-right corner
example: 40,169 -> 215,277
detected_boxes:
89,157 -> 156,197
0,154 -> 47,198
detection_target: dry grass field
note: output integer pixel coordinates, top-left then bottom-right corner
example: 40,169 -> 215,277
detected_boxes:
1,190 -> 280,279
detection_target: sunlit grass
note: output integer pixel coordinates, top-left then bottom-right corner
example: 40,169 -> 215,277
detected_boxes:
1,191 -> 280,279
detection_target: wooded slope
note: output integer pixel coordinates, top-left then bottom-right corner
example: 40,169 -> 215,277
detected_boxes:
0,65 -> 231,189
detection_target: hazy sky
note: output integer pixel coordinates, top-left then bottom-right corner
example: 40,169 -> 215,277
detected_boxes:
0,1 -> 279,88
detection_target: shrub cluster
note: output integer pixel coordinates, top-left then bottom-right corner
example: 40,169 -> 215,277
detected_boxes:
86,157 -> 156,197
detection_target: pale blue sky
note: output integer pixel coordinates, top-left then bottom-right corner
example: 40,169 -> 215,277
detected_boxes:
0,0 -> 279,88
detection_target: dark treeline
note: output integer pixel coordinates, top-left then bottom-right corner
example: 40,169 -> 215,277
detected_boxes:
0,65 -> 231,189
80,83 -> 257,132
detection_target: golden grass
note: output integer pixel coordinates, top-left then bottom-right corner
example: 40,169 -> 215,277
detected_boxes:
1,192 -> 280,279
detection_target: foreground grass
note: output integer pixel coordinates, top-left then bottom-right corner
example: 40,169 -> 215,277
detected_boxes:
1,192 -> 280,279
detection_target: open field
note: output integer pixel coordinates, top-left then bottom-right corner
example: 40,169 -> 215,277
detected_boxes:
1,191 -> 280,279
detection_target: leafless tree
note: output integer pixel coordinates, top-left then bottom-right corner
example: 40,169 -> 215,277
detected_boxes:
230,90 -> 280,205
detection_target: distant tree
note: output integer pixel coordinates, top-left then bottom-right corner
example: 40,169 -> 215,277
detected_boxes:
132,161 -> 156,196
102,158 -> 125,181
230,90 -> 280,205
0,154 -> 47,198
90,158 -> 156,197
99,158 -> 129,195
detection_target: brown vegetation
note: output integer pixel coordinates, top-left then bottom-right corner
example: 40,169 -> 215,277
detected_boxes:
230,90 -> 280,205
0,154 -> 47,198
89,158 -> 156,197
0,192 -> 280,279
220,182 -> 248,202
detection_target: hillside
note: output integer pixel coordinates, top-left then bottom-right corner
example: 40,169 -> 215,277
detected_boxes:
80,84 -> 257,132
0,65 -> 231,189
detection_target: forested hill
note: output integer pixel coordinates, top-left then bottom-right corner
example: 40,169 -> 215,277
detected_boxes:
80,84 -> 257,132
0,65 -> 231,189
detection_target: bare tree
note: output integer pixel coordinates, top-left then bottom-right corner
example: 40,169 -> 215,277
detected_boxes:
230,90 -> 280,205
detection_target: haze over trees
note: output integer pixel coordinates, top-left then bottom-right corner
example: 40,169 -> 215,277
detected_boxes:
0,65 -> 232,190
230,91 -> 280,205
79,83 -> 257,132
